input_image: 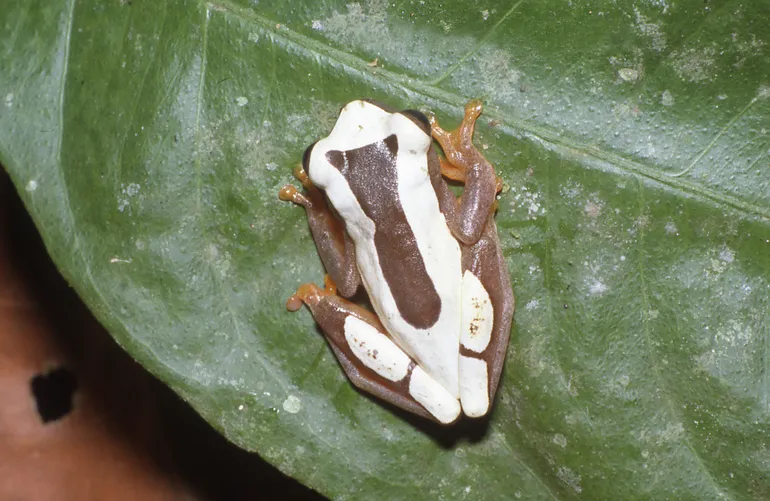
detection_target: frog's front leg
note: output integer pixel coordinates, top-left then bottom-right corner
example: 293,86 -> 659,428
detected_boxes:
279,165 -> 360,298
286,277 -> 462,424
429,100 -> 498,246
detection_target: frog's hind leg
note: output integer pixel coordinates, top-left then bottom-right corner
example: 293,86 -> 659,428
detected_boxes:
457,214 -> 514,418
429,100 -> 499,246
287,277 -> 461,425
279,165 -> 360,297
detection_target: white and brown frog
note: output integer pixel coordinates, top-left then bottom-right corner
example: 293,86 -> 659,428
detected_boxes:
279,100 -> 514,424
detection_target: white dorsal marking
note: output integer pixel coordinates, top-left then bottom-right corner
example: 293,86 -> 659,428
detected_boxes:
408,366 -> 461,424
309,101 -> 463,398
461,271 -> 494,353
344,316 -> 411,382
459,356 -> 489,417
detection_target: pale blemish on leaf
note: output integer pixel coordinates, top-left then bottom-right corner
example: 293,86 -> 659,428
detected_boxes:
510,185 -> 544,220
731,32 -> 765,58
633,8 -> 667,52
697,319 -> 757,385
118,183 -> 140,212
669,45 -> 717,83
205,243 -> 232,278
321,0 -> 389,50
618,68 -> 640,82
235,96 -> 249,107
283,395 -> 302,414
4,93 -> 13,107
718,247 -> 735,264
638,421 -> 685,447
584,200 -> 602,218
661,90 -> 675,106
556,466 -> 582,493
553,433 -> 567,448
476,48 -> 522,101
25,179 -> 37,192
588,279 -> 608,295
707,248 -> 732,275
559,181 -> 584,200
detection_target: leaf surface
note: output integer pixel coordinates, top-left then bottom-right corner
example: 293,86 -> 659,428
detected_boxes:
2,0 -> 769,499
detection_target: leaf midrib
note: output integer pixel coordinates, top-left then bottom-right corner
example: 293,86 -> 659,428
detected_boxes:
209,0 -> 770,221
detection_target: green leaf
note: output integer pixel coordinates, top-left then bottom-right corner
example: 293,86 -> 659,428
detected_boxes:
2,0 -> 769,498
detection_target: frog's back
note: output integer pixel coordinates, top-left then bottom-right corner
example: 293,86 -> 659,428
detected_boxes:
306,100 -> 463,396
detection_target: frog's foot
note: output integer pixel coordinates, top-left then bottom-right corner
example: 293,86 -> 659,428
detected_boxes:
278,184 -> 310,207
290,164 -> 315,191
278,165 -> 324,208
286,275 -> 338,311
429,99 -> 486,170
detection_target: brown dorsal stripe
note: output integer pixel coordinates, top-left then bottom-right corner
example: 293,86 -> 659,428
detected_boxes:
326,135 -> 441,329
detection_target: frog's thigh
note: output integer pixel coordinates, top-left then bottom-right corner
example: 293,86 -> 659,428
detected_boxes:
458,217 -> 515,418
297,285 -> 461,424
459,270 -> 495,417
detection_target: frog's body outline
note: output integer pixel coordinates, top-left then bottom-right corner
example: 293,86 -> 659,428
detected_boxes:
280,100 -> 514,424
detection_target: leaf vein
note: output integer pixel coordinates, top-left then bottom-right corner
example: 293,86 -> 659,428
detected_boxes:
635,181 -> 730,499
193,5 -> 288,397
669,94 -> 760,178
208,0 -> 770,221
429,0 -> 526,86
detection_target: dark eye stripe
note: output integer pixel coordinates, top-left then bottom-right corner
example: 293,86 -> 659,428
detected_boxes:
400,109 -> 431,136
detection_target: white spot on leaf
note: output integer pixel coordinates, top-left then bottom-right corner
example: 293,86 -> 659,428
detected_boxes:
618,68 -> 639,82
553,433 -> 567,448
661,90 -> 675,106
589,280 -> 608,295
282,395 -> 301,414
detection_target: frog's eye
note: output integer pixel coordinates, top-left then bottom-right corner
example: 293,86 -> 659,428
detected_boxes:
302,141 -> 318,171
400,109 -> 431,136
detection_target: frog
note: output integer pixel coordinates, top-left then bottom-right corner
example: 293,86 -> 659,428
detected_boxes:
278,99 -> 514,424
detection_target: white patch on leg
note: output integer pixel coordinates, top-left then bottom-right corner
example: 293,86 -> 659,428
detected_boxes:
408,366 -> 461,424
344,316 -> 411,382
461,271 -> 494,353
459,356 -> 489,417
